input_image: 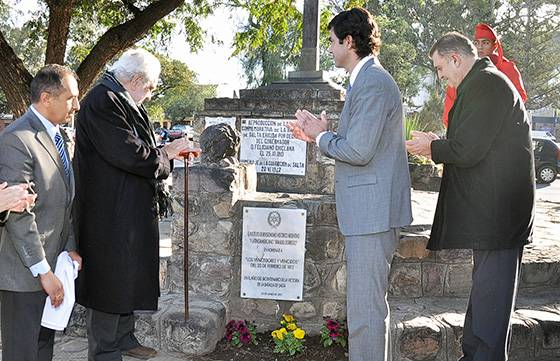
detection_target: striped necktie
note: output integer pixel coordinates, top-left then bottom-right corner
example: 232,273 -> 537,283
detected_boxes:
54,131 -> 70,179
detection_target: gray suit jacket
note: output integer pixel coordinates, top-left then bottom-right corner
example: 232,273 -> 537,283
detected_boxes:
319,58 -> 412,236
0,109 -> 76,292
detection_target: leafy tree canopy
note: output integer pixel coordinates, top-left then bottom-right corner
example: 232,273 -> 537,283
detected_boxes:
145,55 -> 217,122
0,0 -> 215,116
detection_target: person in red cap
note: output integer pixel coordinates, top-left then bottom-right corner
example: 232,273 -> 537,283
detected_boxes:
441,23 -> 527,127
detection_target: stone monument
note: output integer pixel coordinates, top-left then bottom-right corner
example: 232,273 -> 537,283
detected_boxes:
194,0 -> 343,195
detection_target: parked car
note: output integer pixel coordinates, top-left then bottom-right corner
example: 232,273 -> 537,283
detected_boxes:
154,126 -> 170,144
531,130 -> 556,141
533,136 -> 560,184
168,124 -> 194,140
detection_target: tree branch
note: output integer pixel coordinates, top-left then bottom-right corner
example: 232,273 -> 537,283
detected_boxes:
121,0 -> 142,16
76,0 -> 184,96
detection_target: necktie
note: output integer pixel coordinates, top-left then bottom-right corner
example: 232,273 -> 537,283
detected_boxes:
346,83 -> 352,95
54,131 -> 70,179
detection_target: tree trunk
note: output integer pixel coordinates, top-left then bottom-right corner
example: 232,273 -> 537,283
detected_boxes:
0,31 -> 33,117
45,0 -> 78,65
76,0 -> 184,96
0,0 -> 184,115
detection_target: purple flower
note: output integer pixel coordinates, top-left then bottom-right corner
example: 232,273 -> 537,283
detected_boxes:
329,331 -> 341,340
240,331 -> 252,344
326,319 -> 339,331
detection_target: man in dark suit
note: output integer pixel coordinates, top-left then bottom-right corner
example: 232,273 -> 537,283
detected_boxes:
407,32 -> 534,361
289,8 -> 412,361
0,64 -> 82,361
73,48 -> 190,360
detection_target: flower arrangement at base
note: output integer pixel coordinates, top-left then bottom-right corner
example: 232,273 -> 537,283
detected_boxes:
224,320 -> 258,347
271,314 -> 306,355
320,318 -> 348,349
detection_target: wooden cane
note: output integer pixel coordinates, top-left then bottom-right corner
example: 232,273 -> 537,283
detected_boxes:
183,153 -> 189,320
179,149 -> 200,320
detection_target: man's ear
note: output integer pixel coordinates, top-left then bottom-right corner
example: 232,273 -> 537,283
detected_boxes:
39,91 -> 51,106
344,34 -> 354,49
450,53 -> 461,68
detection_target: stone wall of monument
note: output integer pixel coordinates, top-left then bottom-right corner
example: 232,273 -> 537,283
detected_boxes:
193,86 -> 345,195
168,163 -> 474,333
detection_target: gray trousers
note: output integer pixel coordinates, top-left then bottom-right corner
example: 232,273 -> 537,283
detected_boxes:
86,308 -> 140,361
0,290 -> 55,361
460,247 -> 523,361
345,228 -> 398,361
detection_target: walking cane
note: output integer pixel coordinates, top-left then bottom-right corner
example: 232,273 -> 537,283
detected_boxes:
179,148 -> 200,320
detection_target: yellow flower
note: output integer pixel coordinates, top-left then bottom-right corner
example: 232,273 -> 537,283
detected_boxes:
277,327 -> 287,340
287,322 -> 297,331
283,314 -> 295,323
293,328 -> 305,339
271,330 -> 278,338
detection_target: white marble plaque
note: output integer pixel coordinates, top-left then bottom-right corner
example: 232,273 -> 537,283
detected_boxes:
205,116 -> 236,129
239,118 -> 306,175
241,207 -> 307,301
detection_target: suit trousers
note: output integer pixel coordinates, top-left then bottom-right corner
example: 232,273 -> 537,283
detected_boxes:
86,308 -> 141,361
345,228 -> 398,361
460,246 -> 523,361
1,290 -> 55,361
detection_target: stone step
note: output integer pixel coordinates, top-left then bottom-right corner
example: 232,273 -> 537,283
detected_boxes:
392,288 -> 560,361
65,294 -> 226,356
4,288 -> 558,360
389,229 -> 560,299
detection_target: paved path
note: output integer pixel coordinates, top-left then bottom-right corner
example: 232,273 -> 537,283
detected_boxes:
51,336 -> 190,361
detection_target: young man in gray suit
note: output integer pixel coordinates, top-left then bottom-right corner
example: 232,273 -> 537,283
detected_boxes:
0,65 -> 82,361
288,7 -> 412,361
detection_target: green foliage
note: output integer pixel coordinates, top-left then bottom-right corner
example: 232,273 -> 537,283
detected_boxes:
1,0 -> 215,73
404,114 -> 420,141
0,2 -> 47,74
229,0 -> 302,87
414,84 -> 445,134
144,55 -> 217,122
498,0 -> 560,110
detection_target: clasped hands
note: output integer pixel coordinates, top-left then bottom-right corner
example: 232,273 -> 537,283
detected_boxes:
0,182 -> 37,213
405,131 -> 440,159
286,109 -> 329,143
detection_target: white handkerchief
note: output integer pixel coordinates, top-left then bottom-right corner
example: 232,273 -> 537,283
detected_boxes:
41,251 -> 79,331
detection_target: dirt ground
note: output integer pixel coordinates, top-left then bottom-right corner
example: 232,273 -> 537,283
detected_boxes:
199,334 -> 348,361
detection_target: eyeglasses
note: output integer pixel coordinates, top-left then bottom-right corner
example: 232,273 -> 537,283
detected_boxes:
473,39 -> 494,47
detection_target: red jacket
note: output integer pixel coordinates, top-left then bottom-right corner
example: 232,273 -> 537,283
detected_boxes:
442,56 -> 527,127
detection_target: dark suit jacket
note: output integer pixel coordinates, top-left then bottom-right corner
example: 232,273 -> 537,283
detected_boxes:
0,109 -> 76,292
429,58 -> 535,250
74,72 -> 171,313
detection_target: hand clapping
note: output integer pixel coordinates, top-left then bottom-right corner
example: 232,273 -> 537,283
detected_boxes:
286,109 -> 329,143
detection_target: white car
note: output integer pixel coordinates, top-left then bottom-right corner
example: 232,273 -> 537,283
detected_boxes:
532,130 -> 556,141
